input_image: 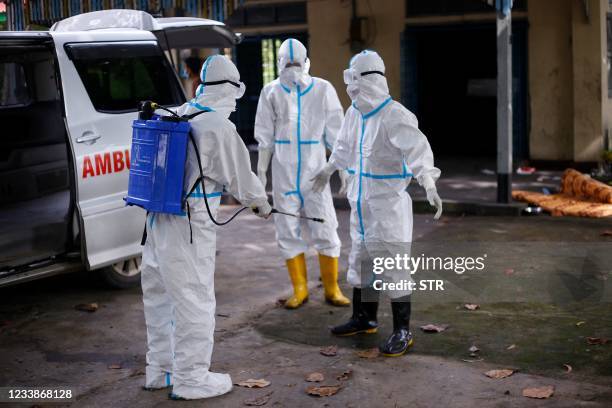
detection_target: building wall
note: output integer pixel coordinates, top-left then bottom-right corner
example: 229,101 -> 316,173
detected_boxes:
307,0 -> 405,108
306,0 -> 606,162
571,0 -> 605,162
527,0 -> 574,161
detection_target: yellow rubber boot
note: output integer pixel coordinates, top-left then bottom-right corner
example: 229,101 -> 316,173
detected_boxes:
285,253 -> 308,309
319,255 -> 350,307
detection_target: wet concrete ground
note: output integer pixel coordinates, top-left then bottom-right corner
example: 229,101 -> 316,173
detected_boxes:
1,209 -> 611,407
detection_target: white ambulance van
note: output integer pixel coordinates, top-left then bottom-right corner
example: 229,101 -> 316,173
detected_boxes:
0,9 -> 240,287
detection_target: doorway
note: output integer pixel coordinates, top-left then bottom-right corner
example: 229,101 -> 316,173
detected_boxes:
403,22 -> 528,161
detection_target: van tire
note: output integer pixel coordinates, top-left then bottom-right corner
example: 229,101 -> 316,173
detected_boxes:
100,257 -> 141,289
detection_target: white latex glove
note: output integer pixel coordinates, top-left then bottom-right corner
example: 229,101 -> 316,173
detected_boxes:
310,162 -> 336,193
257,149 -> 273,190
426,188 -> 443,220
251,200 -> 272,219
420,175 -> 442,220
338,170 -> 348,196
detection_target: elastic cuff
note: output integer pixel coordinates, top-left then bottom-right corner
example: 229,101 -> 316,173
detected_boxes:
419,175 -> 436,191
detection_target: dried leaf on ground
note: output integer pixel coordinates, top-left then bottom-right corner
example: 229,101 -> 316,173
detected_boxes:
576,321 -> 586,327
464,303 -> 480,311
355,348 -> 379,359
563,364 -> 572,373
420,324 -> 449,333
522,385 -> 554,399
336,370 -> 352,381
306,384 -> 341,397
108,363 -> 122,369
506,344 -> 517,350
305,372 -> 324,382
484,369 -> 514,379
244,391 -> 273,406
320,345 -> 338,357
75,303 -> 98,312
236,379 -> 271,388
586,337 -> 609,345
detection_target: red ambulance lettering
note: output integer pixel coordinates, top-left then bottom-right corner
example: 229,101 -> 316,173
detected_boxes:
95,153 -> 112,175
82,156 -> 95,178
113,151 -> 125,172
82,150 -> 131,178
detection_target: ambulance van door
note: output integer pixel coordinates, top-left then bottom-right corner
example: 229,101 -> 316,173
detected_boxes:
52,31 -> 185,270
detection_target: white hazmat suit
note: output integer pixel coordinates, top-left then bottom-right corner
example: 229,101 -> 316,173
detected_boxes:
255,38 -> 343,260
141,55 -> 270,399
255,38 -> 349,308
312,50 -> 442,292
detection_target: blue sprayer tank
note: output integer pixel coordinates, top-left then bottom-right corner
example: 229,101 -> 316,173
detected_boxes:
125,117 -> 190,215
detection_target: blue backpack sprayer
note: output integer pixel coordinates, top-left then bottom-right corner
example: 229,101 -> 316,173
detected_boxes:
125,101 -> 323,242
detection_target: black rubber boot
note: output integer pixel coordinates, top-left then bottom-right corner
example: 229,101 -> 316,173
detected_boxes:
379,296 -> 413,356
330,287 -> 379,336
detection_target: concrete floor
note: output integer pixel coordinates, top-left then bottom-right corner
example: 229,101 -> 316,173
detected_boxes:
1,209 -> 611,407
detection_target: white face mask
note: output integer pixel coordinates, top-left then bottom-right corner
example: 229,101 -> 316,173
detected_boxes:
347,83 -> 360,101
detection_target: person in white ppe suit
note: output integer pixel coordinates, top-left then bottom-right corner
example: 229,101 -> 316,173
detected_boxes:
255,38 -> 349,309
312,50 -> 443,357
141,55 -> 271,399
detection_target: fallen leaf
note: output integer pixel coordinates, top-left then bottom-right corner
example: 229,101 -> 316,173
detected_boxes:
484,369 -> 514,379
336,370 -> 352,381
75,303 -> 98,312
420,324 -> 449,333
586,337 -> 610,345
275,298 -> 286,307
576,321 -> 586,327
355,348 -> 379,359
522,385 -> 554,399
464,303 -> 480,311
468,345 -> 480,353
108,363 -> 122,369
244,391 -> 273,406
306,384 -> 341,397
563,364 -> 572,373
305,372 -> 324,382
320,345 -> 338,357
506,344 -> 516,350
236,379 -> 271,388
601,230 -> 612,237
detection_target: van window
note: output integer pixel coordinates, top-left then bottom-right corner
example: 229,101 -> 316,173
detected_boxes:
0,62 -> 31,108
67,42 -> 184,113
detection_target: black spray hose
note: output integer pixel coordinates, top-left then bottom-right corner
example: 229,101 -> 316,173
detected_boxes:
148,102 -> 325,226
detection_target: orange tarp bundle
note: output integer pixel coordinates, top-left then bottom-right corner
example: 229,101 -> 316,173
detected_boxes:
512,169 -> 612,218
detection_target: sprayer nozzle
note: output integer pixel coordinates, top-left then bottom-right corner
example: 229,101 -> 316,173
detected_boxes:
150,102 -> 159,109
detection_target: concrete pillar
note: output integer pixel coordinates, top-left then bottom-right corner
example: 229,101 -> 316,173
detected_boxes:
571,0 -> 606,162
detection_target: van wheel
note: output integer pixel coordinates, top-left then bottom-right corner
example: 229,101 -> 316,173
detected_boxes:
100,257 -> 141,289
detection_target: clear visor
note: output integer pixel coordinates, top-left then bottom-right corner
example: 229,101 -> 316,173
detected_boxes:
343,68 -> 359,85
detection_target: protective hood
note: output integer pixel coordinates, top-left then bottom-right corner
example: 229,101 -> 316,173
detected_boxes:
277,38 -> 311,89
344,50 -> 390,114
178,55 -> 245,118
